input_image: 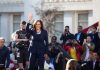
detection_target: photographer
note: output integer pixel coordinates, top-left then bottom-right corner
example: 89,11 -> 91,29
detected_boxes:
60,26 -> 74,45
81,35 -> 95,61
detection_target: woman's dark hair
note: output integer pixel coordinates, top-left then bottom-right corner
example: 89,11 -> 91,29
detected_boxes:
34,20 -> 44,30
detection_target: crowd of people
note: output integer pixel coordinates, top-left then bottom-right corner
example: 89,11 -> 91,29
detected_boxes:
0,19 -> 100,70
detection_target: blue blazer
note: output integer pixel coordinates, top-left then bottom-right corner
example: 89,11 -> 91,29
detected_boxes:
26,23 -> 48,54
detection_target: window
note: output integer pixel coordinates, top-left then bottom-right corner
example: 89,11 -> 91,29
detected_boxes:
78,13 -> 88,28
13,15 -> 21,32
54,13 -> 64,42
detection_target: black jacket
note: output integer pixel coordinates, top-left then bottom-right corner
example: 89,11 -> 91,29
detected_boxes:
75,32 -> 86,45
0,46 -> 10,68
81,61 -> 100,70
60,33 -> 74,45
26,23 -> 48,54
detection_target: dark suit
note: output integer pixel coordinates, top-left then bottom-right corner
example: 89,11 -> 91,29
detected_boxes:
75,32 -> 86,45
26,23 -> 48,70
87,61 -> 100,70
81,61 -> 100,70
0,46 -> 10,69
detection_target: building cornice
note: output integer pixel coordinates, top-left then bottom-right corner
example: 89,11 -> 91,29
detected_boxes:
42,0 -> 93,11
0,2 -> 24,12
0,0 -> 23,4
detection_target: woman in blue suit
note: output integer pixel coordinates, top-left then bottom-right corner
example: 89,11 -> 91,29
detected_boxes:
26,20 -> 48,70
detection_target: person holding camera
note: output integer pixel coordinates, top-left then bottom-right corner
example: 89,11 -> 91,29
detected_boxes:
60,26 -> 74,45
81,35 -> 95,61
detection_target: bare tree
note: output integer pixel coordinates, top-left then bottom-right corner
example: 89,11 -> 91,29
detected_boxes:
33,5 -> 58,41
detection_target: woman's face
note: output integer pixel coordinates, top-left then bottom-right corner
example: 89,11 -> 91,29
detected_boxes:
86,36 -> 92,42
35,21 -> 41,30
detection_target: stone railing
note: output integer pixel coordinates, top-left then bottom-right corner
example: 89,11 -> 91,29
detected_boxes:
44,0 -> 92,3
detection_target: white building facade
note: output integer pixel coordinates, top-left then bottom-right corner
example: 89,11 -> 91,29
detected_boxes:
0,0 -> 100,43
0,0 -> 24,44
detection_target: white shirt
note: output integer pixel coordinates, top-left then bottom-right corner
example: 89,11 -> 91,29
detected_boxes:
44,60 -> 55,70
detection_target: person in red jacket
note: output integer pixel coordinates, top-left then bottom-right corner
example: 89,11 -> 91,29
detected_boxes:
63,39 -> 83,61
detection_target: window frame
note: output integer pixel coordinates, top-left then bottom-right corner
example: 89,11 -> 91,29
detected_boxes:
13,14 -> 21,32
